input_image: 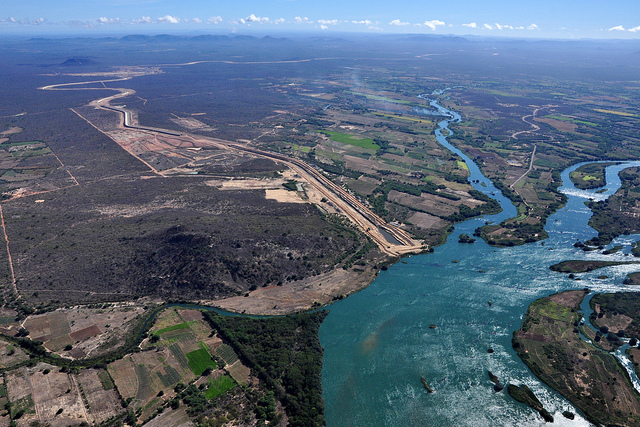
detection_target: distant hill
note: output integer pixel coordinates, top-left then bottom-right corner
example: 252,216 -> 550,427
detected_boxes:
61,57 -> 98,66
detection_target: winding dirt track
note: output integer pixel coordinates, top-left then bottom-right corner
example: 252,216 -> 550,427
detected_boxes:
40,77 -> 424,257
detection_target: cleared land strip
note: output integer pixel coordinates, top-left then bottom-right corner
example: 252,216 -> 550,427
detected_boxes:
43,78 -> 423,257
0,203 -> 17,295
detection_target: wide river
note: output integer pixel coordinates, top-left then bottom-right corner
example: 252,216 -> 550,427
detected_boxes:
320,95 -> 640,426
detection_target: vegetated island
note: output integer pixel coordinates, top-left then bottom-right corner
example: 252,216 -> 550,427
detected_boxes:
569,162 -> 616,190
549,260 -> 640,273
585,166 -> 640,246
0,302 -> 327,426
512,289 -> 640,426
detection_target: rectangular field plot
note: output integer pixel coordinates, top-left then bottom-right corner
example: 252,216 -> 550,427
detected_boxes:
155,321 -> 196,335
177,309 -> 203,322
142,407 -> 194,427
214,344 -> 239,365
186,345 -> 217,376
151,309 -> 184,332
77,369 -> 124,424
108,358 -> 137,400
156,365 -> 181,387
169,343 -> 190,370
6,363 -> 91,425
204,375 -> 235,399
134,364 -> 153,401
227,362 -> 251,385
161,329 -> 197,344
98,370 -> 115,390
24,311 -> 70,342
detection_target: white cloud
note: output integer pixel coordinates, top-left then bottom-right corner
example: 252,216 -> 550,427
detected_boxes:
352,20 -> 372,25
423,19 -> 445,30
389,19 -> 409,26
273,18 -> 285,24
630,25 -> 640,32
1,16 -> 45,25
192,18 -> 202,24
320,24 -> 328,30
462,22 -> 477,28
369,25 -> 383,31
609,25 -> 626,31
318,19 -> 338,25
158,15 -> 180,24
132,16 -> 152,24
528,23 -> 538,30
495,23 -> 514,30
98,17 -> 120,24
239,14 -> 271,24
207,16 -> 222,24
294,16 -> 313,24
483,23 -> 493,30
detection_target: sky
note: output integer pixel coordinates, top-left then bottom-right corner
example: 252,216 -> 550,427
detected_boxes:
2,0 -> 640,39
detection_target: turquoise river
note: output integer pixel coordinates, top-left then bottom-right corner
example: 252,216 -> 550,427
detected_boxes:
320,93 -> 640,426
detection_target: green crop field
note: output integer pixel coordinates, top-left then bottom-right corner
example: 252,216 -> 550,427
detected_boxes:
204,375 -> 236,399
155,321 -> 196,335
186,344 -> 217,375
321,131 -> 380,150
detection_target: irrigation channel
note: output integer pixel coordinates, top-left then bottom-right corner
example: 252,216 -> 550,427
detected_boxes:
320,91 -> 640,426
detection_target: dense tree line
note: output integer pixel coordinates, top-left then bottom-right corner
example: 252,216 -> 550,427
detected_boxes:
203,311 -> 327,427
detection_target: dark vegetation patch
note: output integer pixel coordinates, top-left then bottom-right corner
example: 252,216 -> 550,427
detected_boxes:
7,176 -> 363,304
204,310 -> 326,427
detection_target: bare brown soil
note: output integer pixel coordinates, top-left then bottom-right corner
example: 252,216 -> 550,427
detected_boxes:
5,363 -> 92,426
77,369 -> 125,424
143,407 -> 194,427
406,211 -> 447,229
24,303 -> 147,357
212,262 -> 382,315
